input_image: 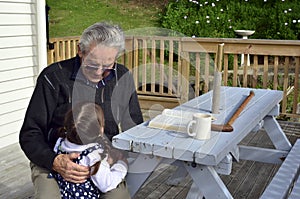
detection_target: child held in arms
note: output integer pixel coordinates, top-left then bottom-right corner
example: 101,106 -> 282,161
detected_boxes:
49,102 -> 129,199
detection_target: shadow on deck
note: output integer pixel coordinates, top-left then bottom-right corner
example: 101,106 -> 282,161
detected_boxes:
1,120 -> 300,199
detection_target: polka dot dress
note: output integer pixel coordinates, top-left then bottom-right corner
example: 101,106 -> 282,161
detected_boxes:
49,143 -> 103,199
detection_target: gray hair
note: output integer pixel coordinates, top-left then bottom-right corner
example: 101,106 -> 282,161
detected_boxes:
78,22 -> 125,56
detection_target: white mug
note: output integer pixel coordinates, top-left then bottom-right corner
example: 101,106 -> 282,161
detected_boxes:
186,113 -> 211,140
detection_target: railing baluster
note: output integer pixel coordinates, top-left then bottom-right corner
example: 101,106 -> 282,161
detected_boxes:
47,36 -> 300,119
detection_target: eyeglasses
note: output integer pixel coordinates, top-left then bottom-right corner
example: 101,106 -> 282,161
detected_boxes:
83,62 -> 115,72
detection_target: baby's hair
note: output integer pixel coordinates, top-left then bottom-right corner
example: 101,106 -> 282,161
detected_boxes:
58,102 -> 112,156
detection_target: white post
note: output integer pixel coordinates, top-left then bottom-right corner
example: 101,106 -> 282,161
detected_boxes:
36,0 -> 47,74
234,30 -> 255,67
241,35 -> 250,66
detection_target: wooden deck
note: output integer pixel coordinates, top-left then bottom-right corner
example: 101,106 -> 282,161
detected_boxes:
1,120 -> 300,199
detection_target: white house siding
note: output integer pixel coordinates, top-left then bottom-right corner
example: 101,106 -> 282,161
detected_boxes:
0,0 -> 46,148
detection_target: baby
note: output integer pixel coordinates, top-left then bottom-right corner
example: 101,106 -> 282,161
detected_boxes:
50,102 -> 129,198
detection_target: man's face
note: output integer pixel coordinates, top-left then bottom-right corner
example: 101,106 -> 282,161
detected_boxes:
80,45 -> 118,83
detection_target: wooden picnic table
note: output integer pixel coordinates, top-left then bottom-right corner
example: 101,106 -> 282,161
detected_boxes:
112,86 -> 292,199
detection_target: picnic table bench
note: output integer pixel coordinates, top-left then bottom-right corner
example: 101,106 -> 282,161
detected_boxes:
260,139 -> 300,199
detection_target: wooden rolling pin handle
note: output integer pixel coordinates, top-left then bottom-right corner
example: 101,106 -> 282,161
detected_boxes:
227,90 -> 255,126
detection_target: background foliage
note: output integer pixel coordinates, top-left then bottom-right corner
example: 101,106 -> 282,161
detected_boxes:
46,0 -> 166,37
47,0 -> 299,40
161,0 -> 300,39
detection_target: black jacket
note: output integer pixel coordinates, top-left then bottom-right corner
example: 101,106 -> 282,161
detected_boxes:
19,56 -> 143,170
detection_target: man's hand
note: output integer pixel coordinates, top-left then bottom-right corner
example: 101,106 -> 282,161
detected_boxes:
52,153 -> 90,183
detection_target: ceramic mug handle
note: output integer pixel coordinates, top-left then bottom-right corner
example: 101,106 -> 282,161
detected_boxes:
187,120 -> 196,137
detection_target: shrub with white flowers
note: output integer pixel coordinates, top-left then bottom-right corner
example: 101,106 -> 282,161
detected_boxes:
161,0 -> 300,39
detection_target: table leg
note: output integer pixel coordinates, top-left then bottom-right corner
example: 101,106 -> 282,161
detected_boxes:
126,153 -> 162,197
263,116 -> 291,150
186,182 -> 204,199
184,163 -> 233,199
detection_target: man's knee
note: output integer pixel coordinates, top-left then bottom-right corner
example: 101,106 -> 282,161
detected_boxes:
30,163 -> 61,199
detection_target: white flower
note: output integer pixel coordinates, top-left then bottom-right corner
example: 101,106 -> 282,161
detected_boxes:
284,10 -> 287,14
229,26 -> 232,29
298,19 -> 300,23
195,20 -> 199,24
264,0 -> 267,2
293,20 -> 296,23
282,0 -> 285,1
205,2 -> 208,5
220,8 -> 223,12
200,4 -> 203,6
206,16 -> 210,19
217,17 -> 220,20
288,8 -> 292,12
192,35 -> 196,38
228,19 -> 231,22
212,3 -> 215,7
285,22 -> 288,26
207,20 -> 210,23
184,16 -> 188,19
277,32 -> 280,34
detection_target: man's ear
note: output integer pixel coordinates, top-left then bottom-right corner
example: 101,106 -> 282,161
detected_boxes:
77,44 -> 83,57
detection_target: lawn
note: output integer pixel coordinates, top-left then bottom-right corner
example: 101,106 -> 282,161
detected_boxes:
46,0 -> 167,37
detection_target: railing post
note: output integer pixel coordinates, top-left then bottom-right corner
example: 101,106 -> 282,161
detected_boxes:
180,51 -> 190,104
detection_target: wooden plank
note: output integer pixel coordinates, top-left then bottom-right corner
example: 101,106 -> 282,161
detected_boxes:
0,14 -> 35,25
1,0 -> 34,3
292,58 -> 299,114
0,143 -> 33,198
0,120 -> 24,138
233,162 -> 276,198
168,40 -> 174,96
0,120 -> 300,198
0,47 -> 35,60
181,38 -> 300,56
0,131 -> 20,149
159,39 -> 165,94
0,87 -> 33,104
151,39 -> 156,93
0,57 -> 36,71
0,25 -> 35,37
289,173 -> 300,199
0,109 -> 26,126
0,77 -> 34,93
0,67 -> 37,83
0,98 -> 30,115
141,39 -> 147,92
133,165 -> 177,199
0,2 -> 33,13
161,172 -> 192,199
227,160 -> 255,196
0,35 -> 37,48
260,139 -> 300,199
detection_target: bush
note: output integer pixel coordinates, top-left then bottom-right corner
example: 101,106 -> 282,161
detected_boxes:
161,0 -> 300,39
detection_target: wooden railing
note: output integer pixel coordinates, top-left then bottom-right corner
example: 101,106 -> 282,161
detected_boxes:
48,36 -> 300,120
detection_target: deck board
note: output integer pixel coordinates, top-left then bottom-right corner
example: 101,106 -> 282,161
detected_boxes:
1,120 -> 299,199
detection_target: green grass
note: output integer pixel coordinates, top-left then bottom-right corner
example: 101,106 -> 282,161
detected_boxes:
46,0 -> 166,37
